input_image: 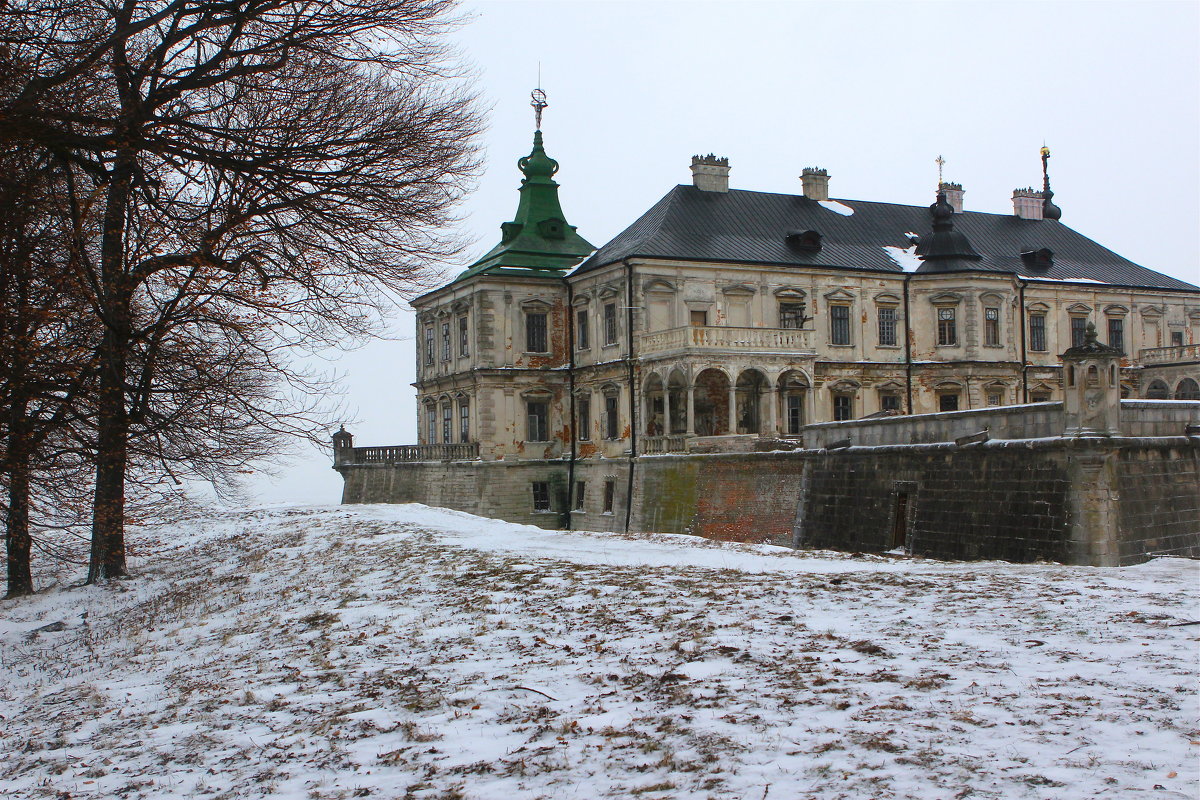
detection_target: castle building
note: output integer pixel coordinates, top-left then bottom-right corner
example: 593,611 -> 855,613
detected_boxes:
344,94 -> 1200,540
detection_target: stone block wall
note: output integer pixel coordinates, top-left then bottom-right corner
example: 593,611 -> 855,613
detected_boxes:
1117,444 -> 1200,561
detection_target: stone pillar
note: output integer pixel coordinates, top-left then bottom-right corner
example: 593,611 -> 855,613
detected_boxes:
686,385 -> 695,435
1066,448 -> 1121,566
663,386 -> 672,437
767,387 -> 778,435
728,384 -> 738,435
1060,323 -> 1123,436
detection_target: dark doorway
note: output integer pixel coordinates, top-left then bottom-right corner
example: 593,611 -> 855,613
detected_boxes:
891,491 -> 910,549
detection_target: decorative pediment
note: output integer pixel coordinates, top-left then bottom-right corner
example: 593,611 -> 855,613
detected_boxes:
873,292 -> 902,306
823,288 -> 856,303
978,291 -> 1007,306
1139,305 -> 1164,318
642,278 -> 677,293
721,283 -> 757,296
935,380 -> 964,389
571,292 -> 591,306
519,387 -> 553,399
1026,301 -> 1051,312
597,284 -> 621,300
876,380 -> 905,392
1066,302 -> 1092,314
1103,304 -> 1129,316
450,300 -> 470,314
929,292 -> 963,306
1189,308 -> 1200,320
773,286 -> 808,299
829,379 -> 861,392
520,298 -> 551,312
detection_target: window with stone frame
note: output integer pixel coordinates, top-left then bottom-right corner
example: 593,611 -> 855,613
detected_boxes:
573,481 -> 586,511
576,395 -> 591,440
689,309 -> 708,327
603,479 -> 616,514
1107,317 -> 1124,352
880,393 -> 902,413
785,394 -> 804,434
576,308 -> 589,350
779,302 -> 807,330
984,307 -> 1001,347
441,403 -> 452,443
830,305 -> 851,346
1031,390 -> 1052,403
424,325 -> 435,366
986,390 -> 1003,407
1171,330 -> 1185,347
458,316 -> 469,357
877,306 -> 897,346
1071,315 -> 1091,347
938,392 -> 960,412
526,399 -> 549,442
440,321 -> 451,361
526,311 -> 548,353
603,302 -> 618,345
833,393 -> 853,421
937,307 -> 957,346
425,405 -> 437,443
604,394 -> 619,439
1029,314 -> 1047,352
458,398 -> 470,442
531,481 -> 551,512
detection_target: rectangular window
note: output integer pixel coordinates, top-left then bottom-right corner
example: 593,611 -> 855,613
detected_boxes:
830,305 -> 851,345
987,392 -> 1002,407
833,394 -> 852,421
880,394 -> 901,413
1029,314 -> 1046,352
603,479 -> 615,514
458,316 -> 469,357
526,312 -> 548,353
573,481 -> 586,511
937,308 -> 957,346
1171,330 -> 1185,347
426,406 -> 437,443
690,309 -> 708,327
576,308 -> 589,350
459,399 -> 469,442
577,396 -> 591,440
441,322 -> 451,361
424,326 -> 435,366
532,481 -> 551,512
603,303 -> 618,345
877,307 -> 897,346
1107,317 -> 1124,352
780,302 -> 806,330
527,400 -> 548,442
1031,392 -> 1051,403
786,395 -> 804,434
442,404 -> 452,443
939,393 -> 960,412
984,307 -> 1000,347
1070,316 -> 1087,348
604,394 -> 619,439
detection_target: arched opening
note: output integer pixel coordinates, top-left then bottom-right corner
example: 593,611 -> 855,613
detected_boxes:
1146,380 -> 1170,400
643,374 -> 665,436
1176,378 -> 1200,401
667,370 -> 688,434
735,370 -> 768,434
778,370 -> 810,435
693,369 -> 731,436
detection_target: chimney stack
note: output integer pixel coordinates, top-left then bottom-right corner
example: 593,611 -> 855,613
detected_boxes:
1012,188 -> 1044,220
690,154 -> 730,192
801,167 -> 830,201
939,181 -> 964,213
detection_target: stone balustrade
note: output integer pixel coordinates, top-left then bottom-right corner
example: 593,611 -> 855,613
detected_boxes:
347,442 -> 479,464
640,435 -> 690,454
1139,344 -> 1200,365
639,325 -> 814,357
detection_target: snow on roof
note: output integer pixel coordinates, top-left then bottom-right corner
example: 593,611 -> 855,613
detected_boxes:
883,244 -> 923,272
818,199 -> 855,216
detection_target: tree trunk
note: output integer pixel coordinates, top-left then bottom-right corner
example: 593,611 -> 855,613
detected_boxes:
5,397 -> 34,598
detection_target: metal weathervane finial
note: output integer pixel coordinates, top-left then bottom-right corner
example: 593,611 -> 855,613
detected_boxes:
531,65 -> 547,131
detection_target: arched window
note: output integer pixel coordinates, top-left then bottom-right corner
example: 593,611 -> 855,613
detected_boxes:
1146,380 -> 1170,400
1175,378 -> 1200,401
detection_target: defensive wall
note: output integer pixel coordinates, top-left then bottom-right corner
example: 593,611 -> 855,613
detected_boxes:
335,399 -> 1200,567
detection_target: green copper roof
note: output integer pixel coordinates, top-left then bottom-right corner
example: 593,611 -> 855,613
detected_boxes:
453,130 -> 593,283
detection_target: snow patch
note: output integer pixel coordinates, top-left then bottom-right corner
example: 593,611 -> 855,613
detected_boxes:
818,199 -> 854,216
883,244 -> 923,272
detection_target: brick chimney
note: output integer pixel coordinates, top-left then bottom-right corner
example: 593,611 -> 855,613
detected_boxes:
1012,188 -> 1044,220
939,181 -> 964,213
690,154 -> 730,193
801,167 -> 830,201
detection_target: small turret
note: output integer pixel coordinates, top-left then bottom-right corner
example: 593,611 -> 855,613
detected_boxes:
332,426 -> 354,466
1060,323 -> 1123,436
915,190 -> 982,272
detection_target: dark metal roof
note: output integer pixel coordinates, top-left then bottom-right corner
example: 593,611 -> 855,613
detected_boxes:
574,186 -> 1198,291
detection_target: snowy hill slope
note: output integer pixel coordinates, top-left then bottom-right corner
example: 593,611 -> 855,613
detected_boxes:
1,505 -> 1196,799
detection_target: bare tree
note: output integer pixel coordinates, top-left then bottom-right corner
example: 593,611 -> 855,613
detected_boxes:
1,0 -> 481,582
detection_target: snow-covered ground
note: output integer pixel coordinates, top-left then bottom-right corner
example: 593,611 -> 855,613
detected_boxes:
1,504 -> 1197,800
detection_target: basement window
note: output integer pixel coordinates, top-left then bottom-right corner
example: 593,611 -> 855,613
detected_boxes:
531,482 -> 551,512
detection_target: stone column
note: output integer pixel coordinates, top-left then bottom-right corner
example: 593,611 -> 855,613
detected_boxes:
728,384 -> 738,435
1066,448 -> 1120,566
686,385 -> 695,435
767,387 -> 778,435
663,386 -> 672,437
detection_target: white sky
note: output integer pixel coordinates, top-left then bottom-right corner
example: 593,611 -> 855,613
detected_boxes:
252,0 -> 1200,504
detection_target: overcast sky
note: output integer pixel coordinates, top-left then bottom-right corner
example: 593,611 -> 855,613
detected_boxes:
251,0 -> 1199,505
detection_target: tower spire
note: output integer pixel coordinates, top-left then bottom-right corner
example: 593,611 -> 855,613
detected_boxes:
1040,145 -> 1062,220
